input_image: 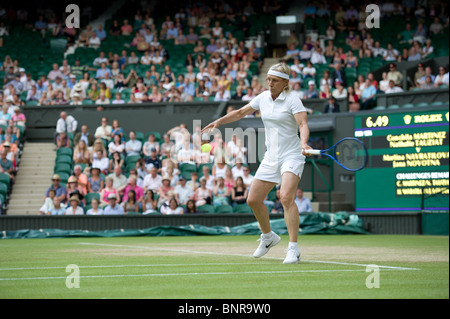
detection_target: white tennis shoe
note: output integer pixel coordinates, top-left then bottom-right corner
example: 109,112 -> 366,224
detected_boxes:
253,231 -> 281,258
283,246 -> 301,264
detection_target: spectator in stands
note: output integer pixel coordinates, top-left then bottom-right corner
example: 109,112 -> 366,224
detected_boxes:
39,189 -> 56,215
184,199 -> 198,214
303,81 -> 319,99
407,47 -> 422,62
302,61 -> 316,80
92,150 -> 110,175
231,176 -> 248,207
383,43 -> 399,62
142,190 -> 158,214
398,23 -> 414,44
331,63 -> 347,88
361,78 -> 377,109
160,198 -> 183,215
45,174 -> 66,204
49,198 -> 66,215
332,81 -> 347,99
108,134 -> 125,158
345,50 -> 358,68
121,188 -> 140,213
74,125 -> 94,149
0,148 -> 14,181
65,196 -> 84,215
96,63 -> 111,79
48,63 -> 64,81
347,86 -> 360,112
56,131 -> 71,149
323,96 -> 340,113
72,165 -> 88,194
421,39 -> 434,59
100,177 -> 120,208
145,148 -> 162,173
96,92 -> 110,105
96,24 -> 107,42
241,165 -> 254,188
285,30 -> 300,49
420,76 -> 435,90
429,17 -> 444,35
212,176 -> 230,207
298,44 -> 312,63
434,67 -> 449,87
121,19 -> 133,36
88,32 -> 101,49
387,63 -> 403,87
310,47 -> 327,65
174,175 -> 194,206
86,198 -> 104,215
142,134 -> 160,158
66,176 -> 86,205
194,178 -> 212,207
143,166 -> 162,192
125,131 -> 142,157
294,188 -> 312,213
413,22 -> 427,44
103,193 -> 125,215
94,117 -> 112,142
318,82 -> 331,100
88,83 -> 100,102
379,72 -> 390,93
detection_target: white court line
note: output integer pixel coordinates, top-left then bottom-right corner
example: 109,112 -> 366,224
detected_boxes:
77,242 -> 421,271
0,262 -> 272,271
0,268 -> 393,281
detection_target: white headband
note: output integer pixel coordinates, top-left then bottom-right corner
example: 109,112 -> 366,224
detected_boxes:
267,69 -> 290,80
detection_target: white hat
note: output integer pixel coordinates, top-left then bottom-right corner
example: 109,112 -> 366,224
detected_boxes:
107,193 -> 117,200
308,80 -> 315,86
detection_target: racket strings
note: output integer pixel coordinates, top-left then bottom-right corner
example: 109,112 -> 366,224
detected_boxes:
335,140 -> 367,171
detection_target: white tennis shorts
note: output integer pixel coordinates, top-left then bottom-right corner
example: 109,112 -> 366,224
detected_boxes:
254,155 -> 306,184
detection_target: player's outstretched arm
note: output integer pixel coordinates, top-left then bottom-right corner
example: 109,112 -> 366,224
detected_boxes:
201,104 -> 255,135
294,111 -> 313,157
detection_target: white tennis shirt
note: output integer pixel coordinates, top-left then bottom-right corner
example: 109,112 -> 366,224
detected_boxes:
250,90 -> 306,161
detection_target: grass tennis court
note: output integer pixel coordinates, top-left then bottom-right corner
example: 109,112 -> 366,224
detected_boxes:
0,235 -> 448,299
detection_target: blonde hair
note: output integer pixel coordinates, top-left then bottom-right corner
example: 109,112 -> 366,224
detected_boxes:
268,63 -> 291,92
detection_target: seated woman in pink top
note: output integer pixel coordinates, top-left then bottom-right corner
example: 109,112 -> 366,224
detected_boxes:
99,177 -> 119,208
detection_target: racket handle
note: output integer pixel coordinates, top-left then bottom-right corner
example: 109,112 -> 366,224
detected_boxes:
304,149 -> 321,155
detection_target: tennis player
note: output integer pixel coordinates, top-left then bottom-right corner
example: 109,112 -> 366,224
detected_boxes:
202,63 -> 312,264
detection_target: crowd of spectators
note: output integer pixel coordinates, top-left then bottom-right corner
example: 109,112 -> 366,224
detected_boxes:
1,1 -> 448,114
1,1 -> 270,109
284,0 -> 449,112
1,1 -> 449,215
41,113 -> 262,215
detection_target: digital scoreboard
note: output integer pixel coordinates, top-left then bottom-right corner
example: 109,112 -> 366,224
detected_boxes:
354,109 -> 449,212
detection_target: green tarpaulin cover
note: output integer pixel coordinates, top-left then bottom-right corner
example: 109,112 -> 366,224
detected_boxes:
1,212 -> 368,239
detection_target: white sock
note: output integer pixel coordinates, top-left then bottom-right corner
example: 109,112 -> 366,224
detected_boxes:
262,231 -> 274,239
288,242 -> 298,249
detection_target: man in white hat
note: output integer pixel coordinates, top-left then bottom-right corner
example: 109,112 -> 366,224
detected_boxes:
103,193 -> 125,215
303,80 -> 319,99
70,82 -> 86,101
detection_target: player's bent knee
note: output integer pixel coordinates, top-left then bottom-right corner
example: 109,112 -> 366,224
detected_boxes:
279,193 -> 295,208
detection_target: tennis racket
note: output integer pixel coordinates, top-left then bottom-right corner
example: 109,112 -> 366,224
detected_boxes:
304,137 -> 368,171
